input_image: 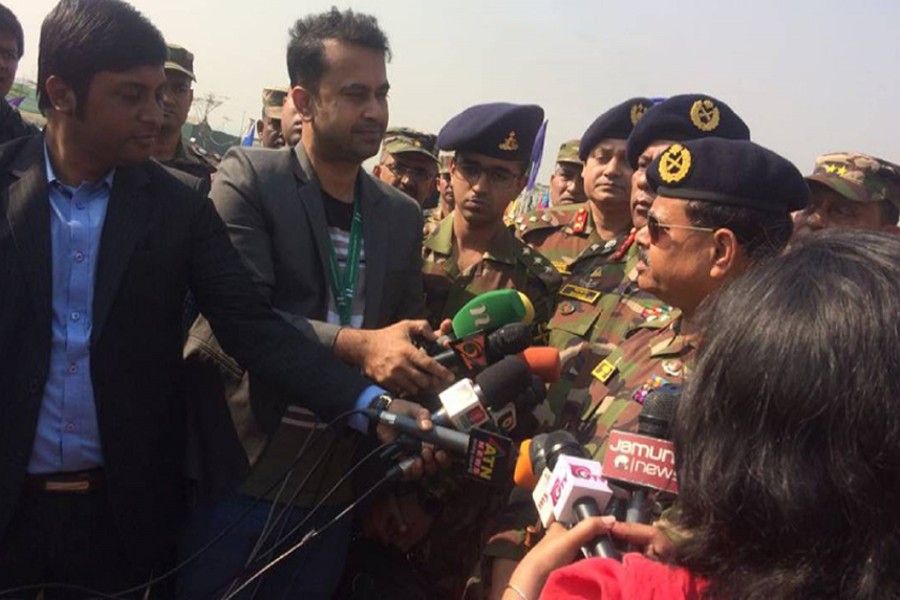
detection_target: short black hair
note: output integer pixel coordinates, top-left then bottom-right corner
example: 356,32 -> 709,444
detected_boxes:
0,4 -> 23,58
685,200 -> 793,262
673,229 -> 900,598
286,7 -> 390,92
38,0 -> 167,112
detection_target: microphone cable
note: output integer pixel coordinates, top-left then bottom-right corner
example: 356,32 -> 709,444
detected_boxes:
0,408 -> 368,600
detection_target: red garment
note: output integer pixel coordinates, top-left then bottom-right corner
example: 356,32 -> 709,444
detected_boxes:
540,553 -> 708,599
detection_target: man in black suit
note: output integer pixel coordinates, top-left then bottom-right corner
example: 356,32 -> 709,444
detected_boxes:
0,1 -> 432,597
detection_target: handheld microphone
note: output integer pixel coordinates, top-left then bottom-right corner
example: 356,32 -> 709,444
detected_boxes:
514,431 -> 620,559
602,386 -> 680,530
364,409 -> 514,486
431,322 -> 533,373
451,289 -> 535,338
431,355 -> 533,431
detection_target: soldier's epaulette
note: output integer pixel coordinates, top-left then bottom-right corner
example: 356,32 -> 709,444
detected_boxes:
516,242 -> 563,289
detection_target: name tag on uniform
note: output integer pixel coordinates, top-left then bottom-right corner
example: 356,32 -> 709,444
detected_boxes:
592,359 -> 617,383
559,284 -> 601,305
551,260 -> 571,275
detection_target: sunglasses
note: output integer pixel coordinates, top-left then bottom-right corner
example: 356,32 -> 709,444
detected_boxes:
647,213 -> 715,244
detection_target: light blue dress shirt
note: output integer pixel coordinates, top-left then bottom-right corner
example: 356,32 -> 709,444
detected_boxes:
27,146 -> 114,474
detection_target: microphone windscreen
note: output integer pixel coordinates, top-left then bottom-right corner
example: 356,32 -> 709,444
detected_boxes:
517,347 -> 561,383
513,439 -> 539,489
451,289 -> 535,337
475,356 -> 532,409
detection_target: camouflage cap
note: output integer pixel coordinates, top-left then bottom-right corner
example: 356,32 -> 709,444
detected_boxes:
262,86 -> 288,119
556,138 -> 582,166
383,127 -> 438,161
438,150 -> 453,175
165,44 -> 196,82
806,152 -> 900,207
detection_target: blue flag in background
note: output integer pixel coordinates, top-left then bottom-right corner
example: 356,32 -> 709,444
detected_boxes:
526,119 -> 548,191
241,121 -> 255,147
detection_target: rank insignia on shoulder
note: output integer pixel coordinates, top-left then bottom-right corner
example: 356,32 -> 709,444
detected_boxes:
572,208 -> 588,234
559,284 -> 601,304
592,359 -> 618,384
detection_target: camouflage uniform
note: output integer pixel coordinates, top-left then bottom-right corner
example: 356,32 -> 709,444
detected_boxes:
160,137 -> 219,186
557,315 -> 696,454
422,213 -> 562,329
512,203 -> 604,274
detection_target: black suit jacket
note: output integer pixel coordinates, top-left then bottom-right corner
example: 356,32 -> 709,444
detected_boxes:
0,134 -> 370,571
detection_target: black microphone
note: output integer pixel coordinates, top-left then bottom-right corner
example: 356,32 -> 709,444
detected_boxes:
431,355 -> 532,431
624,385 -> 680,531
364,409 -> 514,486
431,322 -> 533,372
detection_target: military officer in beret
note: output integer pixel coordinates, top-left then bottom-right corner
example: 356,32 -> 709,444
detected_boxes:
515,97 -> 651,274
793,152 -> 900,238
372,126 -> 440,206
549,138 -> 586,206
484,138 -> 808,598
544,94 -> 752,351
422,102 -> 562,329
151,43 -> 218,186
257,86 -> 288,148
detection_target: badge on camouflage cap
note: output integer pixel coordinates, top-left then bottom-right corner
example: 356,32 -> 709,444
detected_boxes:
165,44 -> 196,82
690,99 -> 720,132
499,131 -> 519,152
630,101 -> 650,125
659,144 -> 692,183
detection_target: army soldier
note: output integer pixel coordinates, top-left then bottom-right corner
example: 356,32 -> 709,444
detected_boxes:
548,138 -> 586,206
281,85 -> 303,146
484,138 -> 808,599
422,102 -> 562,329
152,44 -> 218,186
257,86 -> 288,148
544,94 -> 752,351
372,126 -> 439,205
514,97 -> 651,273
793,152 -> 900,238
424,151 -> 455,237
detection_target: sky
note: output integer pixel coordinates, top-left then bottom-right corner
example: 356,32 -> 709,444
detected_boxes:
9,0 -> 900,180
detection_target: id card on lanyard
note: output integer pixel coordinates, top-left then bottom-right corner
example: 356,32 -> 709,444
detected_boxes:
326,199 -> 363,326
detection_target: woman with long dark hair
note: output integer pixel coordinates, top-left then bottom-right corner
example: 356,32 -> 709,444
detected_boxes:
504,229 -> 900,600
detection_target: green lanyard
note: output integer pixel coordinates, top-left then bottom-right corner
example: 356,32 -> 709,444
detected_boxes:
326,199 -> 363,326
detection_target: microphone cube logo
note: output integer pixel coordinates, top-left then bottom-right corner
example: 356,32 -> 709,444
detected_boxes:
603,430 -> 678,494
466,429 -> 512,485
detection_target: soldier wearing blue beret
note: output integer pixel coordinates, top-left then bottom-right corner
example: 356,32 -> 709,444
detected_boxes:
422,102 -> 562,329
515,97 -> 652,275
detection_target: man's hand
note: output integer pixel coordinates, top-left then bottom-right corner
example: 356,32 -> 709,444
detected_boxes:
335,320 -> 454,396
375,397 -> 451,478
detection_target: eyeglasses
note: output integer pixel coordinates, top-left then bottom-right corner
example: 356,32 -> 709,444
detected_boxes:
647,213 -> 715,244
454,160 -> 521,190
384,161 -> 435,183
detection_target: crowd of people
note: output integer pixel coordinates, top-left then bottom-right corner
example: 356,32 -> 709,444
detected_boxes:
0,1 -> 899,599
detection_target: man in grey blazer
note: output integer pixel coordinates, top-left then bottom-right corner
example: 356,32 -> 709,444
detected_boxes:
180,8 -> 452,598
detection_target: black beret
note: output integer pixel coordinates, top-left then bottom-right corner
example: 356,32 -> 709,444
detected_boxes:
578,97 -> 653,161
626,94 -> 750,169
437,102 -> 544,162
647,138 -> 809,213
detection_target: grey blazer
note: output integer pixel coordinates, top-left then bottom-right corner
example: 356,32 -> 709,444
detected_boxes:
183,143 -> 425,499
